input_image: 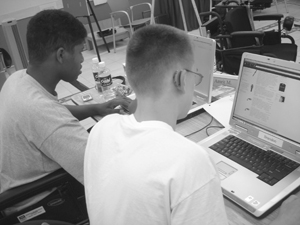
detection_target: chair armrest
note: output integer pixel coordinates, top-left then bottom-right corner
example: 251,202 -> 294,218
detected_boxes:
110,10 -> 130,18
199,11 -> 223,33
281,34 -> 295,44
225,0 -> 240,5
214,34 -> 232,49
200,11 -> 222,24
0,169 -> 69,209
253,14 -> 284,21
214,4 -> 240,9
110,11 -> 132,28
230,31 -> 265,38
201,16 -> 219,27
230,31 -> 265,46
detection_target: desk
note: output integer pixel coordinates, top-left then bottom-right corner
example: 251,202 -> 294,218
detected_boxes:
68,87 -> 223,140
225,190 -> 300,225
60,88 -> 299,225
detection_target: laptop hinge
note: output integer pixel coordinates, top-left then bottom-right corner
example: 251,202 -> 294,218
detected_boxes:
235,124 -> 248,133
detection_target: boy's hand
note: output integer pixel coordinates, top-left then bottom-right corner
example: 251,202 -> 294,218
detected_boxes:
94,96 -> 133,116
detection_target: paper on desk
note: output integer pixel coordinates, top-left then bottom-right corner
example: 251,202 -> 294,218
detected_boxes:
204,94 -> 235,127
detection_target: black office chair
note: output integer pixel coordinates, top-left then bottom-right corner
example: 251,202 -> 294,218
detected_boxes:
0,169 -> 88,225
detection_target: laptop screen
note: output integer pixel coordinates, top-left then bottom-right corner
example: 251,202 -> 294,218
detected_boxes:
232,57 -> 300,144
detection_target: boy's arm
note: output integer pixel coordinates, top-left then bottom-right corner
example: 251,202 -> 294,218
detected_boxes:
65,97 -> 133,121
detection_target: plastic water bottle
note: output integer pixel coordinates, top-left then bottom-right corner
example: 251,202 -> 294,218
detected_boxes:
91,57 -> 102,93
122,63 -> 132,90
98,62 -> 115,101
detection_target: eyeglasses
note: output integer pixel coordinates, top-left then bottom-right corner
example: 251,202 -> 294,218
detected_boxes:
185,69 -> 204,86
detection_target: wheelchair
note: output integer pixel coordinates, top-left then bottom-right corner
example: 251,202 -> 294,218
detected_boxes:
200,5 -> 297,74
0,169 -> 88,225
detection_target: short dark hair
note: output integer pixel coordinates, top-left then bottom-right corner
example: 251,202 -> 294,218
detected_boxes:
125,24 -> 193,95
27,9 -> 87,64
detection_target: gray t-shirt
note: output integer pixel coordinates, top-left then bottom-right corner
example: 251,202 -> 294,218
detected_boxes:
0,70 -> 88,193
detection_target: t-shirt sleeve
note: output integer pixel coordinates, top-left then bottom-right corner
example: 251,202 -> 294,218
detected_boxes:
171,176 -> 229,225
36,105 -> 89,184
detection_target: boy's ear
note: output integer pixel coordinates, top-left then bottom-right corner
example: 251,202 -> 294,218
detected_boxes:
56,47 -> 65,64
173,70 -> 187,92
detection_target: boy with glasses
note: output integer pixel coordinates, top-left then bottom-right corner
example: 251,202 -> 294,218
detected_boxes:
84,24 -> 300,225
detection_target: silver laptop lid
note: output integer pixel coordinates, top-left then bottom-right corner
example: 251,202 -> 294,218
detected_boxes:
229,53 -> 300,155
188,33 -> 216,104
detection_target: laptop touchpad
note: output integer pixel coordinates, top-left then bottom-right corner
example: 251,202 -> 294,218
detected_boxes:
216,162 -> 237,180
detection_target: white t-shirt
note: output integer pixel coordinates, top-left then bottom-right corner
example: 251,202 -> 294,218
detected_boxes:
0,70 -> 88,193
84,114 -> 228,225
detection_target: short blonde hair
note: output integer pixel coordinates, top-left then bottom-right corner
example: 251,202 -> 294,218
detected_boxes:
125,24 -> 193,95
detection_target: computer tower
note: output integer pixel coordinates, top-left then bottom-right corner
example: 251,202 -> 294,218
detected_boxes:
2,19 -> 28,70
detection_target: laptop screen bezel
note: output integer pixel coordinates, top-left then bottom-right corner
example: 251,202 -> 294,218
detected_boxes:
229,53 -> 300,148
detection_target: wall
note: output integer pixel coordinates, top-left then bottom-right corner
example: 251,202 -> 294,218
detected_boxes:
0,0 -> 63,60
63,0 -> 160,25
0,0 -> 161,59
0,17 -> 31,59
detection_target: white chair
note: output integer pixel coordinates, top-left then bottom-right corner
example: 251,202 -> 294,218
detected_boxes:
178,0 -> 213,36
107,0 -> 156,52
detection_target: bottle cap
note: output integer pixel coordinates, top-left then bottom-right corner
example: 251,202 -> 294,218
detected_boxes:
98,61 -> 105,68
92,57 -> 99,64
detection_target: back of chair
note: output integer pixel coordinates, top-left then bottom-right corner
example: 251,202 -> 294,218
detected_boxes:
224,6 -> 257,47
224,6 -> 253,33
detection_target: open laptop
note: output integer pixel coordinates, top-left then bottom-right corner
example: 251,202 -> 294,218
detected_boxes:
187,33 -> 216,113
199,52 -> 300,217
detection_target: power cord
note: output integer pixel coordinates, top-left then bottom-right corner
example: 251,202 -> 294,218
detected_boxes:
205,125 -> 225,136
184,115 -> 214,137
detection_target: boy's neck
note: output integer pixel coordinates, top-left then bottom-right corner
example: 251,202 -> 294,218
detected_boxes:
27,63 -> 60,96
133,96 -> 179,129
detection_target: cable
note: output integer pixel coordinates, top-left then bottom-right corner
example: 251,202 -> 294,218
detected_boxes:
205,125 -> 225,136
184,115 -> 214,137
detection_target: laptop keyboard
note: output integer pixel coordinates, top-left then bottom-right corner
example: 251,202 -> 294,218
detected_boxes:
210,135 -> 300,186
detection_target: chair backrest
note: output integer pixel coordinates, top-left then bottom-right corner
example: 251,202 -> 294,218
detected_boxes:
224,6 -> 254,33
224,6 -> 257,47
